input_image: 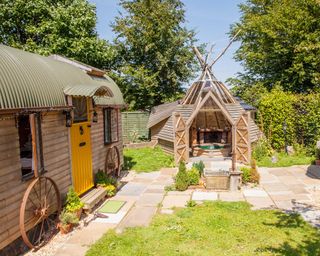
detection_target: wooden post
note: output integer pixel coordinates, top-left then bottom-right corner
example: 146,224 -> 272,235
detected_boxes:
29,114 -> 39,178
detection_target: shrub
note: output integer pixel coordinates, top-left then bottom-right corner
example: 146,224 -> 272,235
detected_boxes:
192,161 -> 205,175
252,138 -> 272,161
95,170 -> 117,187
187,167 -> 200,185
175,162 -> 189,191
250,159 -> 260,184
59,210 -> 79,228
65,187 -> 84,213
105,184 -> 116,197
240,166 -> 251,184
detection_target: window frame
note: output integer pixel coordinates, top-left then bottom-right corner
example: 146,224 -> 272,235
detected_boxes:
103,108 -> 119,145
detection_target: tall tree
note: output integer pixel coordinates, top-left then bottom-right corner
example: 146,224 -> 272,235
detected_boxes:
0,0 -> 116,69
112,0 -> 198,110
231,0 -> 320,94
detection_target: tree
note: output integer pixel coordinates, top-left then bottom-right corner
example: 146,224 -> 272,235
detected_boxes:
231,0 -> 320,94
0,0 -> 116,69
112,0 -> 198,110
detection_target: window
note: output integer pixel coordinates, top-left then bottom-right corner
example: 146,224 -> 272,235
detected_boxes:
73,97 -> 88,123
104,108 -> 119,144
18,114 -> 44,178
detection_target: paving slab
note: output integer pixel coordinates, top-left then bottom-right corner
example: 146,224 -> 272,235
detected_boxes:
117,182 -> 148,196
55,243 -> 88,256
144,188 -> 165,194
117,206 -> 157,230
192,191 -> 218,201
160,168 -> 178,176
263,183 -> 290,192
167,190 -> 193,196
136,171 -> 161,179
243,188 -> 269,198
160,209 -> 174,214
219,192 -> 245,201
274,200 -> 294,211
246,196 -> 276,210
162,194 -> 190,208
135,193 -> 164,207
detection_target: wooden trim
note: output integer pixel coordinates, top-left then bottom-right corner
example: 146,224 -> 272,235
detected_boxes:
103,107 -> 119,145
29,114 -> 39,178
0,106 -> 72,115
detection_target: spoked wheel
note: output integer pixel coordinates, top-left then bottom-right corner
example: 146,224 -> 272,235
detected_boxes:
20,177 -> 61,249
105,146 -> 120,177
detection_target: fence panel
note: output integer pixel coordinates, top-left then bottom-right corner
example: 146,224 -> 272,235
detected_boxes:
122,111 -> 150,143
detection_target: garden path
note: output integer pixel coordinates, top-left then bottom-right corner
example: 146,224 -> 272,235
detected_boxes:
29,164 -> 320,256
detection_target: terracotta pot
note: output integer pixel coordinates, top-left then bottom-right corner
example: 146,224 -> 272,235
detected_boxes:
315,160 -> 320,166
74,208 -> 83,219
57,223 -> 73,234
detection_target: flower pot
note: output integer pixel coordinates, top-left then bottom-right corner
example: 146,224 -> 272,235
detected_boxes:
57,223 -> 73,234
315,160 -> 320,166
74,208 -> 83,219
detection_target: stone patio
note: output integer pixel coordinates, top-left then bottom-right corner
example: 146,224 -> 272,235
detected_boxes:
29,164 -> 320,256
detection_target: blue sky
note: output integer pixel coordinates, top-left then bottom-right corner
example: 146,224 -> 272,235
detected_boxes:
88,0 -> 244,83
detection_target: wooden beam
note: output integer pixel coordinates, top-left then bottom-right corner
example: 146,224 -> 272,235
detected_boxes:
29,114 -> 39,178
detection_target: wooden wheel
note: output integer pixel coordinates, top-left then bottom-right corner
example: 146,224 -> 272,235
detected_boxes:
20,177 -> 61,249
105,146 -> 120,177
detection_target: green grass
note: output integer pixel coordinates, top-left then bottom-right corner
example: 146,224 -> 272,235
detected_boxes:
86,202 -> 320,256
257,152 -> 314,167
123,146 -> 174,173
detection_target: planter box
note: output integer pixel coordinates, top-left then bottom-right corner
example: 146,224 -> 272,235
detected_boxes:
204,169 -> 230,190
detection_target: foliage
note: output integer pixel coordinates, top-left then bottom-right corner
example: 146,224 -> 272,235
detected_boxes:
59,210 -> 79,228
164,184 -> 176,192
240,166 -> 251,184
123,146 -> 174,173
105,185 -> 116,197
252,138 -> 273,161
186,200 -> 197,208
95,170 -> 117,187
0,0 -> 116,69
65,187 -> 84,213
111,0 -> 199,110
315,148 -> 320,160
257,152 -> 314,168
175,162 -> 189,191
86,201 -> 320,256
187,167 -> 200,186
192,161 -> 205,176
231,0 -> 320,93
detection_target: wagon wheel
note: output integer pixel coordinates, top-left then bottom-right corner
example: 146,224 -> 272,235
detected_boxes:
20,177 -> 61,249
105,146 -> 120,177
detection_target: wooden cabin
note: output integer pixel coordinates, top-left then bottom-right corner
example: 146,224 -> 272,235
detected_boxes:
148,52 -> 261,165
0,45 -> 124,253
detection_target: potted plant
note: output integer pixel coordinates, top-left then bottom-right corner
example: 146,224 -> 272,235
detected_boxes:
57,210 -> 79,234
315,148 -> 320,165
65,187 -> 84,219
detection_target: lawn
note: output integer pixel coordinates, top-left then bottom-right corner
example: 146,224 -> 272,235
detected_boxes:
86,202 -> 320,256
257,152 -> 314,167
123,146 -> 174,173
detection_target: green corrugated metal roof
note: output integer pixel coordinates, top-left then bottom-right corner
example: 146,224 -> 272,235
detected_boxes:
0,45 -> 124,109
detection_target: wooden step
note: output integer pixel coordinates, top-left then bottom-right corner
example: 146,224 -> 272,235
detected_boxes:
81,187 -> 107,212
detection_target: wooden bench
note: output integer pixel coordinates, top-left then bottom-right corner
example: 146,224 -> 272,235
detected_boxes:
81,187 -> 107,212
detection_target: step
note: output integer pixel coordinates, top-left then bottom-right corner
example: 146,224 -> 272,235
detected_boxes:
81,187 -> 107,212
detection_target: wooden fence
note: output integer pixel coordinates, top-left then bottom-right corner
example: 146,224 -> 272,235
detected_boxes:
121,111 -> 150,143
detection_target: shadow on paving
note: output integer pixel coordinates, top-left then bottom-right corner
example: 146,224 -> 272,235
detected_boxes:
306,165 -> 320,179
260,211 -> 320,255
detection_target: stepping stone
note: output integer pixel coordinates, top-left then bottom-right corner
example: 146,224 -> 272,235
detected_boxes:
136,171 -> 161,179
243,188 -> 269,198
118,206 -> 157,230
219,192 -> 245,202
160,168 -> 178,176
162,195 -> 190,209
246,197 -> 275,210
93,210 -> 127,224
117,182 -> 147,196
135,193 -> 164,207
192,191 -> 218,201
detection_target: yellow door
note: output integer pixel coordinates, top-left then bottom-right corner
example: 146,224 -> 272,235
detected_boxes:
70,121 -> 94,195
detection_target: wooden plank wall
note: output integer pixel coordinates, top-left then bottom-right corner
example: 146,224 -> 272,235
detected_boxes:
158,139 -> 174,155
0,112 -> 72,250
91,107 -> 123,174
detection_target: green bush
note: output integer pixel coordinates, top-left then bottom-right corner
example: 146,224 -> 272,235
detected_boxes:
252,138 -> 272,161
192,161 -> 205,175
65,187 -> 84,213
186,200 -> 197,207
187,167 -> 200,185
175,162 -> 189,191
95,170 -> 117,187
59,210 -> 79,228
240,166 -> 251,184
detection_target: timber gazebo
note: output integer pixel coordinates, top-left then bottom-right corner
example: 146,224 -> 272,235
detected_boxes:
0,45 -> 124,253
148,47 -> 261,165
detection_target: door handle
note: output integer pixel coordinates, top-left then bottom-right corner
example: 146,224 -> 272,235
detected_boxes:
79,142 -> 86,147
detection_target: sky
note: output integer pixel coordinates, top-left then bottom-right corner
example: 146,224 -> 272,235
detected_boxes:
88,0 -> 244,84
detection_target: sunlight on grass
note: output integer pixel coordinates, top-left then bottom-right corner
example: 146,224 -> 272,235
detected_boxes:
123,146 -> 174,173
86,202 -> 320,256
257,152 -> 314,167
